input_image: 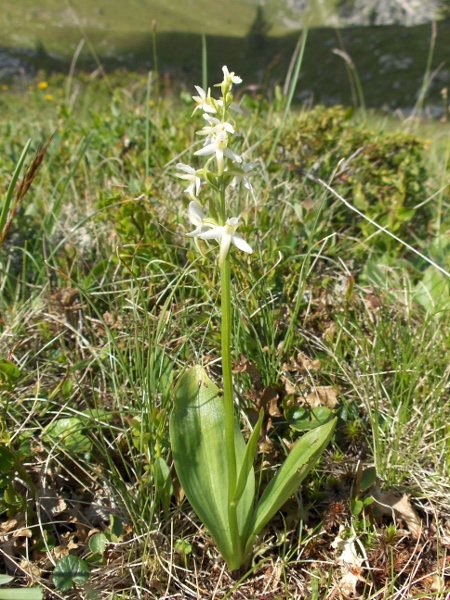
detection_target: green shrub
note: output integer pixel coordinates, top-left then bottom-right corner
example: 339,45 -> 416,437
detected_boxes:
267,106 -> 430,247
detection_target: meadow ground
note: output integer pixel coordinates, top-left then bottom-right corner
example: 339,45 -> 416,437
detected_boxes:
0,67 -> 450,599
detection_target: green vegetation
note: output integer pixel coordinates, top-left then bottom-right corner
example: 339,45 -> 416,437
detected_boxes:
0,69 -> 449,598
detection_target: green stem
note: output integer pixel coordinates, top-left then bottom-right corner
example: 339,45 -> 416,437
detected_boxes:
145,71 -> 153,180
219,180 -> 241,563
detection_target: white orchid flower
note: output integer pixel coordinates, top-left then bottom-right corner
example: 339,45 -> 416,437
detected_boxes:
192,86 -> 217,114
186,201 -> 209,237
197,115 -> 235,144
221,65 -> 242,88
198,216 -> 252,267
175,163 -> 201,199
194,131 -> 242,175
229,162 -> 258,193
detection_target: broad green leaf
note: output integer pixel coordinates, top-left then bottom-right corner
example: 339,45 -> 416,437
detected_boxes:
350,498 -> 364,516
44,418 -> 91,454
109,514 -> 123,542
0,360 -> 21,384
359,467 -> 377,491
285,405 -> 334,432
53,555 -> 90,591
169,366 -> 255,570
89,533 -> 108,556
61,378 -> 73,399
233,409 -> 263,506
0,589 -> 43,600
0,576 -> 13,586
246,418 -> 336,555
396,207 -> 415,222
414,266 -> 450,312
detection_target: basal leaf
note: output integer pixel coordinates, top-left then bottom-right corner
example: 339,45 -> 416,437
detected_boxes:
169,366 -> 254,570
233,409 -> 263,505
245,418 -> 336,556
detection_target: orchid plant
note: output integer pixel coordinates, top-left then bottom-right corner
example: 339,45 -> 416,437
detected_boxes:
169,66 -> 336,571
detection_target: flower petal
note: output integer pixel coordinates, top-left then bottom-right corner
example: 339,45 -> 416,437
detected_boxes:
219,232 -> 232,267
203,115 -> 220,125
193,85 -> 206,99
186,226 -> 204,237
188,201 -> 204,225
198,226 -> 225,241
216,147 -> 224,175
194,143 -> 216,157
176,162 -> 195,174
223,147 -> 242,163
231,232 -> 252,254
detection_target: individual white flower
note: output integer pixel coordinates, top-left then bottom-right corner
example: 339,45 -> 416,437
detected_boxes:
194,130 -> 242,175
221,65 -> 242,89
198,216 -> 252,267
175,163 -> 201,199
197,115 -> 234,144
186,201 -> 209,237
229,162 -> 258,193
192,86 -> 217,114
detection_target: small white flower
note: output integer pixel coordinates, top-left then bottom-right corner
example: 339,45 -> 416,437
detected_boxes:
175,163 -> 201,199
197,115 -> 235,143
194,131 -> 242,175
186,201 -> 209,237
198,216 -> 252,267
222,65 -> 242,88
192,86 -> 217,114
229,162 -> 258,193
